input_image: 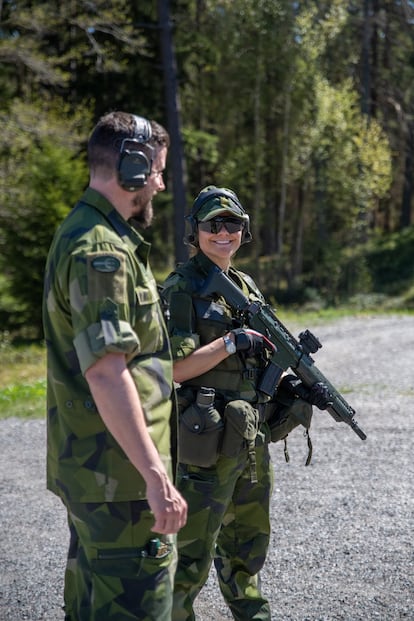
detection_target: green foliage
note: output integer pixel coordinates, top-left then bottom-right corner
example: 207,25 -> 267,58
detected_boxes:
365,226 -> 414,294
243,224 -> 414,309
182,128 -> 220,180
0,101 -> 89,335
0,0 -> 412,336
290,70 -> 392,245
0,1 -> 158,115
0,380 -> 46,419
0,338 -> 46,419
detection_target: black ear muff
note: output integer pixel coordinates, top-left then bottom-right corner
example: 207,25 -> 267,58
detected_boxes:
241,217 -> 252,244
117,115 -> 153,191
184,213 -> 198,246
118,147 -> 151,190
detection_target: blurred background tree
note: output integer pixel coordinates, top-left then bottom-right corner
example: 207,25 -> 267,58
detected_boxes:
0,0 -> 413,338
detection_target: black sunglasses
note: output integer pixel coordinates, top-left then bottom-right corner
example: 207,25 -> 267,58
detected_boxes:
198,217 -> 244,234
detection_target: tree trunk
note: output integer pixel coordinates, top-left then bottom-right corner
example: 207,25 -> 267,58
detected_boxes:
158,0 -> 188,264
361,0 -> 371,118
277,84 -> 291,255
253,43 -> 264,287
291,183 -> 305,286
400,120 -> 414,228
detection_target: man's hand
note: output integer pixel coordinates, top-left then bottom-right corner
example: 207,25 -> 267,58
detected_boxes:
231,328 -> 275,357
278,374 -> 333,410
146,471 -> 188,535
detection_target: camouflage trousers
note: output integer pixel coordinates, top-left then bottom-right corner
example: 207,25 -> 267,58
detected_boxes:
172,434 -> 273,621
62,499 -> 176,621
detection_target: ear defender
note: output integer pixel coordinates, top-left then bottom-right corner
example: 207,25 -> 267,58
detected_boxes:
186,187 -> 252,246
117,115 -> 153,191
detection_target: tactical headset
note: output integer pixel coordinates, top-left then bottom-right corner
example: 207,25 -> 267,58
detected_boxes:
186,186 -> 252,246
117,115 -> 153,191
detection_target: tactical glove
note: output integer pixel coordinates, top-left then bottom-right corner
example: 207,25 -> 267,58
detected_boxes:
278,374 -> 333,410
231,328 -> 264,356
231,328 -> 276,357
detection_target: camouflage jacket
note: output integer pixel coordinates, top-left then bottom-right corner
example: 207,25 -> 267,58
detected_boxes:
162,252 -> 269,404
43,188 -> 174,503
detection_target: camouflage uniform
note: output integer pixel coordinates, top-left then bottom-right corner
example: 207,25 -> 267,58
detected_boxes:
162,252 -> 273,621
43,188 -> 176,621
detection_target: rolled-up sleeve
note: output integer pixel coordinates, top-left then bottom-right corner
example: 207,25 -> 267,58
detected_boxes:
70,249 -> 140,374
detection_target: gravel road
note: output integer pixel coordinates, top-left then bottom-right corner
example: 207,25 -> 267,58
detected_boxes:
1,314 -> 413,621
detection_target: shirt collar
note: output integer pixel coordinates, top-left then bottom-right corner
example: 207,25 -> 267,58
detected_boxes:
193,251 -> 218,276
80,187 -> 151,262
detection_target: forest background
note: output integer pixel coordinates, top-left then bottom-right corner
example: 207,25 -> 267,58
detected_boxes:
0,0 -> 414,342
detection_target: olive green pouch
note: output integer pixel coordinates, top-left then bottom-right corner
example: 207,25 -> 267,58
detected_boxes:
266,397 -> 312,443
220,400 -> 259,458
179,402 -> 224,467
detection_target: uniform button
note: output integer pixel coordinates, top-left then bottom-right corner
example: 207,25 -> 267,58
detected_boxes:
66,400 -> 73,408
84,400 -> 94,409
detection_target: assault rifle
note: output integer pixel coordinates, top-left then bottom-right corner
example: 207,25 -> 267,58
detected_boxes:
200,266 -> 367,441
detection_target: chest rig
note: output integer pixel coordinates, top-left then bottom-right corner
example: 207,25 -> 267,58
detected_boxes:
168,258 -> 269,404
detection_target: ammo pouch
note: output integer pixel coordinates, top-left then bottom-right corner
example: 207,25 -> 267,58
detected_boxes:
220,400 -> 259,458
179,387 -> 224,467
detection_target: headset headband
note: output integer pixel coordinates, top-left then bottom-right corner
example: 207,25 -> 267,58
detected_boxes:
131,115 -> 152,143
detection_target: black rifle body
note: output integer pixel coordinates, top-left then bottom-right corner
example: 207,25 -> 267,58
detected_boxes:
201,266 -> 366,441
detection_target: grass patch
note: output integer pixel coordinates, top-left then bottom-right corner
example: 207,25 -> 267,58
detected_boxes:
0,380 -> 46,418
0,338 -> 46,419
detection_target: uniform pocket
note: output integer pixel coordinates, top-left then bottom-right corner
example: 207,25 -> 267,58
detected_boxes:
134,282 -> 166,352
92,540 -> 173,577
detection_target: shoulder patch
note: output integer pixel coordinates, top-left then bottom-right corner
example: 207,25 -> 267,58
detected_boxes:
91,255 -> 121,273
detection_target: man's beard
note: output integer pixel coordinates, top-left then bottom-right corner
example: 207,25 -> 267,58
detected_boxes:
131,195 -> 153,229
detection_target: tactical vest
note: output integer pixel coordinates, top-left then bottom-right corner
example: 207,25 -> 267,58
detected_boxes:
164,256 -> 270,405
163,255 -> 314,469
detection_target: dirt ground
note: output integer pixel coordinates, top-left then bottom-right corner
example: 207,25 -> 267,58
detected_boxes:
1,314 -> 413,620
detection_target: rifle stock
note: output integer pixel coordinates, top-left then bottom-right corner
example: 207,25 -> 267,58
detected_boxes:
200,266 -> 367,441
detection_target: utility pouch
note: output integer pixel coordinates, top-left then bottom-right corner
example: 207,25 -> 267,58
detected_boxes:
266,396 -> 313,443
220,400 -> 259,458
179,387 -> 224,467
